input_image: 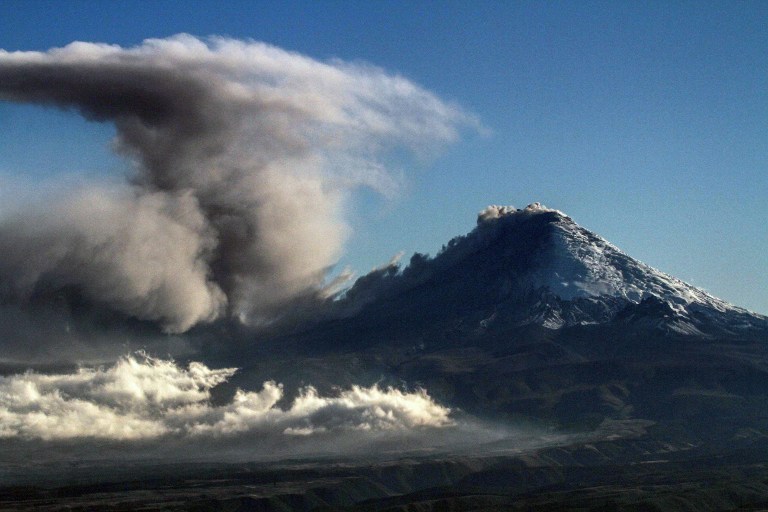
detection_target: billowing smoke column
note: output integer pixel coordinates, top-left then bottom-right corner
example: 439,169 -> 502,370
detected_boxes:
0,35 -> 472,332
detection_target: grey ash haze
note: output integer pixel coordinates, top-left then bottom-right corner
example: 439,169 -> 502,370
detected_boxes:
0,35 -> 475,340
0,35 -> 502,466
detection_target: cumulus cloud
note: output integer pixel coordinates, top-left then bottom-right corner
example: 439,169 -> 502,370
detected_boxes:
0,353 -> 453,442
0,35 -> 475,332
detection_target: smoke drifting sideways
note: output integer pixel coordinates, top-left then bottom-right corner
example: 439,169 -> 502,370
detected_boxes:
0,353 -> 453,439
0,35 -> 475,348
0,353 -> 526,466
0,353 -> 651,481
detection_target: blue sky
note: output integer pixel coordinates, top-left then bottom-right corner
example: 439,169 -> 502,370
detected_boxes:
0,1 -> 766,314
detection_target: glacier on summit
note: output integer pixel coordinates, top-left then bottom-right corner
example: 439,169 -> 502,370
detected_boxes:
485,204 -> 764,334
330,202 -> 766,336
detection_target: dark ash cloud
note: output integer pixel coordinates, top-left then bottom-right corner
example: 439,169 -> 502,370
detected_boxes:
0,35 -> 475,334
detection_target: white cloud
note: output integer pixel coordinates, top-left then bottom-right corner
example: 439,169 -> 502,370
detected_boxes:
0,353 -> 453,442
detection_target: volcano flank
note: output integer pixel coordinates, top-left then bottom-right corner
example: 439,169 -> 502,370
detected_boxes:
4,203 -> 768,511
213,203 -> 768,430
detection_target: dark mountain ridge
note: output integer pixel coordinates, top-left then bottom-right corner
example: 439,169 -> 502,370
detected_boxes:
216,204 -> 768,432
5,203 -> 768,512
332,202 -> 764,334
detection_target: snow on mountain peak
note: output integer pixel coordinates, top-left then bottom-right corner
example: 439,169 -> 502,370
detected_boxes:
336,201 -> 763,335
474,202 -> 735,317
535,210 -> 737,315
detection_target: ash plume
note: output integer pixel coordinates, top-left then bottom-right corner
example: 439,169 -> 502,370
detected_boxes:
0,35 -> 474,333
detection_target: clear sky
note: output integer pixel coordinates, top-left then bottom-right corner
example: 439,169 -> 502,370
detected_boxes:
0,0 -> 766,314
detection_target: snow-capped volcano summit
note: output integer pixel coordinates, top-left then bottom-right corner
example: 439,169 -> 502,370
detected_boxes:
224,203 -> 767,431
504,203 -> 727,309
334,203 -> 765,336
490,203 -> 762,333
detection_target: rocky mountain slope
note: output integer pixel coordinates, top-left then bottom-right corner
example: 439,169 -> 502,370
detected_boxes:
215,204 -> 768,431
328,202 -> 765,335
5,203 -> 768,512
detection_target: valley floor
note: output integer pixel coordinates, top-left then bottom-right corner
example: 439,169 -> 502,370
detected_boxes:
4,431 -> 768,512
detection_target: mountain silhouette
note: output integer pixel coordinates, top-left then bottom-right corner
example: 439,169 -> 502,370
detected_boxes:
214,203 -> 768,432
327,202 -> 765,336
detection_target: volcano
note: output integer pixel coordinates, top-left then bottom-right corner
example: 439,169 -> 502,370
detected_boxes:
327,202 -> 765,335
6,204 -> 768,511
218,203 -> 768,430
